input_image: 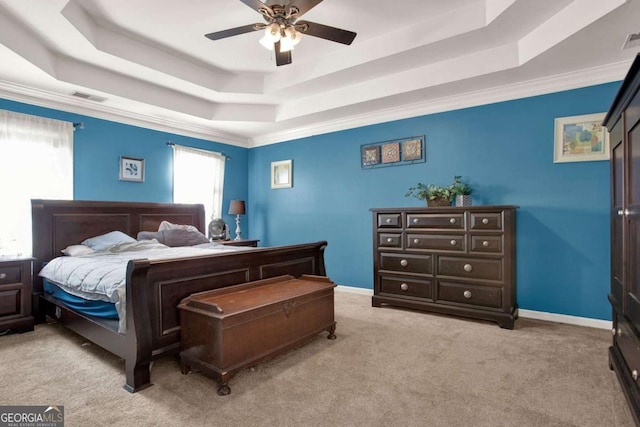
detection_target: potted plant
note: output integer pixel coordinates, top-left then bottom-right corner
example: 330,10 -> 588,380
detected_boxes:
451,175 -> 473,207
405,182 -> 454,206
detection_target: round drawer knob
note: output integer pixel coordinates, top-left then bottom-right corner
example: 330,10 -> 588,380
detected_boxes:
400,283 -> 408,291
385,218 -> 392,224
0,273 -> 6,279
413,218 -> 419,224
482,240 -> 489,247
450,240 -> 456,246
634,370 -> 639,381
449,218 -> 456,224
387,237 -> 393,243
463,263 -> 473,272
400,259 -> 408,267
463,290 -> 472,299
482,218 -> 489,224
413,238 -> 420,244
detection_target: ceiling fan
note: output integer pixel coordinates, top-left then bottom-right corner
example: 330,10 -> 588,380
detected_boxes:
204,0 -> 357,66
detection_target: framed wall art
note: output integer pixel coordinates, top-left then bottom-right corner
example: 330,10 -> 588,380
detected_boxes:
119,156 -> 145,182
271,159 -> 292,189
553,113 -> 609,163
361,135 -> 425,169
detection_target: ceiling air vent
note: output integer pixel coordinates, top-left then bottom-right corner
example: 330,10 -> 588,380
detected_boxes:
622,32 -> 640,50
71,91 -> 107,102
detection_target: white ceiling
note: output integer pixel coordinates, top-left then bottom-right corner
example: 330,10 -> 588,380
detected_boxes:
0,0 -> 638,148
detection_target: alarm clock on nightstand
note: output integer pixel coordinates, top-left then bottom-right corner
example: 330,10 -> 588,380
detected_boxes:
208,218 -> 227,241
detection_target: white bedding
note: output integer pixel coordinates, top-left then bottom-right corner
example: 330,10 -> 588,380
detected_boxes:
39,239 -> 251,333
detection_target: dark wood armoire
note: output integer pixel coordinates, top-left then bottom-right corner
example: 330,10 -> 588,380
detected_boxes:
604,53 -> 640,425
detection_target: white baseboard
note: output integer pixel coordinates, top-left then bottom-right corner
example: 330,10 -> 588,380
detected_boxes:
518,309 -> 612,330
336,285 -> 374,296
336,285 -> 612,330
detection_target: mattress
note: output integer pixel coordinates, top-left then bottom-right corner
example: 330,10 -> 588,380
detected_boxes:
43,278 -> 118,319
39,240 -> 252,333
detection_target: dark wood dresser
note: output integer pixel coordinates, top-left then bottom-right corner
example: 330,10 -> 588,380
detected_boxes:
604,53 -> 640,425
370,206 -> 517,329
0,257 -> 34,333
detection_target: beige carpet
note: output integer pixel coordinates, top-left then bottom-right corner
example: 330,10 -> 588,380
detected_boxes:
0,290 -> 635,427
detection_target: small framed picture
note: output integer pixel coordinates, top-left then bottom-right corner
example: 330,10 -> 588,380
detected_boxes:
271,159 -> 292,189
554,113 -> 609,163
362,146 -> 380,166
119,156 -> 145,182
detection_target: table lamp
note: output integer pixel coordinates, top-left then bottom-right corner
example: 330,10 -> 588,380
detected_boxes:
228,200 -> 245,240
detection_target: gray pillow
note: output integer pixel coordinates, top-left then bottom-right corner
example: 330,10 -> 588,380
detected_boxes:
137,229 -> 209,247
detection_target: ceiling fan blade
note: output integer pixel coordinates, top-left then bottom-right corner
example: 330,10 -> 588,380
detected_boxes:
238,0 -> 269,13
296,21 -> 356,45
205,24 -> 260,41
286,0 -> 323,18
274,41 -> 292,66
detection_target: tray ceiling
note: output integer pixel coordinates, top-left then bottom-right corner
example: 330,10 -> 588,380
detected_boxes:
0,0 -> 637,147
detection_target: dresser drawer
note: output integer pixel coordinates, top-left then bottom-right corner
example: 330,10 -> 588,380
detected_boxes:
378,233 -> 402,248
407,234 -> 465,252
380,276 -> 433,299
379,253 -> 432,275
406,213 -> 465,230
616,314 -> 640,379
377,213 -> 401,228
0,288 -> 20,316
470,213 -> 502,230
470,235 -> 502,254
0,258 -> 34,332
438,281 -> 502,308
0,265 -> 21,285
437,256 -> 502,281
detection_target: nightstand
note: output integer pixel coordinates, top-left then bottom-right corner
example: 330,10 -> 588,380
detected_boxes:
219,239 -> 260,247
0,257 -> 34,332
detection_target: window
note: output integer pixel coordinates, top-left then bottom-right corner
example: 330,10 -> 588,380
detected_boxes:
0,110 -> 73,256
172,145 -> 225,224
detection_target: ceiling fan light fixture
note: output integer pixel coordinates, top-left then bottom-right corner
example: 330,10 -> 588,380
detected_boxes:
259,34 -> 275,50
279,26 -> 302,52
259,23 -> 281,50
204,0 -> 357,66
284,26 -> 302,46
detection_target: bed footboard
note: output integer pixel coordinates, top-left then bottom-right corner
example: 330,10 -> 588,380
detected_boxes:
123,241 -> 328,392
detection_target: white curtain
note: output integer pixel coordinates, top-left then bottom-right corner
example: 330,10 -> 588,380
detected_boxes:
172,145 -> 225,224
0,110 -> 73,257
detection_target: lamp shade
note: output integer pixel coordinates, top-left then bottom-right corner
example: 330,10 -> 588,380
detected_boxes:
229,200 -> 246,215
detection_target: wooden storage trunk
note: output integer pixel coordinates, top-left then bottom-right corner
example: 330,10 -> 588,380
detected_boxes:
178,274 -> 336,395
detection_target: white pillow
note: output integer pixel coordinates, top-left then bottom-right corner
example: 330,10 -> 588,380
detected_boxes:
61,244 -> 95,256
158,220 -> 198,232
81,230 -> 136,251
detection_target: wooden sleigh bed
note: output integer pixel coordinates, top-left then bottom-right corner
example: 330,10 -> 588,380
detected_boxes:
31,199 -> 327,392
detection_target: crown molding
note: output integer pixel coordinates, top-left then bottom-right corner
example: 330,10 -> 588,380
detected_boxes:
0,60 -> 631,150
0,80 -> 250,148
249,60 -> 631,147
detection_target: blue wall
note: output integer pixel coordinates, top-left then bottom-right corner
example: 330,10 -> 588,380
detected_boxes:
1,81 -> 620,321
0,98 -> 249,231
248,82 -> 620,321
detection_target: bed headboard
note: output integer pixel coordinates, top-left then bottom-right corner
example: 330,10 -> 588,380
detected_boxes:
31,199 -> 206,293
